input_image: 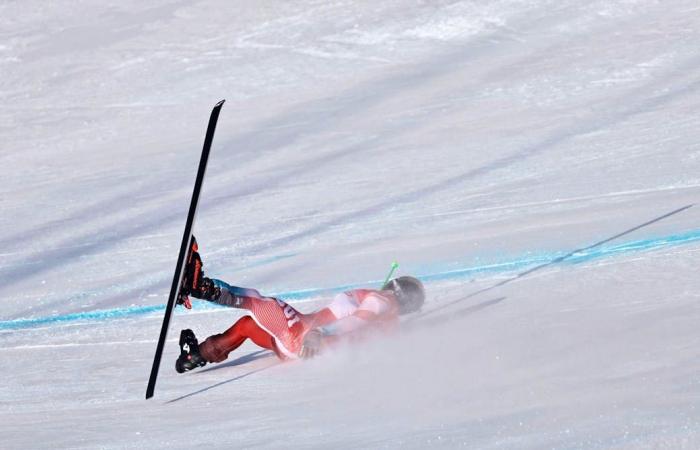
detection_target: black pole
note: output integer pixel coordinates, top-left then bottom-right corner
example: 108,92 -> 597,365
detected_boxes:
146,100 -> 225,399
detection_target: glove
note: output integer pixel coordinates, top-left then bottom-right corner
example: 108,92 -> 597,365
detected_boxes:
299,329 -> 324,359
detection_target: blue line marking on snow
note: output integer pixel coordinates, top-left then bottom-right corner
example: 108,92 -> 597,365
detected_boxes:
0,305 -> 166,331
3,228 -> 700,331
420,228 -> 700,282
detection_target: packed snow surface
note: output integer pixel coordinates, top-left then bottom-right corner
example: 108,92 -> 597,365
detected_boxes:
2,0 -> 700,448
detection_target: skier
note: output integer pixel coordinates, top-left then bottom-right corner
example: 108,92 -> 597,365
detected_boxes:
174,239 -> 425,372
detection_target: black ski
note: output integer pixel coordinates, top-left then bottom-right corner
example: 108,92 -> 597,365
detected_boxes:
146,100 -> 225,399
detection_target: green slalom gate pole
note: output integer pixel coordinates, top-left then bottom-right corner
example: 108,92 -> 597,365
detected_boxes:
381,261 -> 399,288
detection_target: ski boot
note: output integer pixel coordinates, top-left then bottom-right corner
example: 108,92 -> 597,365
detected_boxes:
175,329 -> 207,373
177,236 -> 220,309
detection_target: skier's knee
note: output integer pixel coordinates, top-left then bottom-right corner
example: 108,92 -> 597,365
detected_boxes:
199,334 -> 231,363
237,315 -> 256,331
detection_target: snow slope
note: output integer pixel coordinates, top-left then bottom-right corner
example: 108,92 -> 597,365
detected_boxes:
2,0 -> 700,448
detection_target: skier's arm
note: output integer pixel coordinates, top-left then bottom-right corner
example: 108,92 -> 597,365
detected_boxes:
322,292 -> 393,335
309,292 -> 362,327
300,312 -> 381,358
301,295 -> 392,357
320,312 -> 375,336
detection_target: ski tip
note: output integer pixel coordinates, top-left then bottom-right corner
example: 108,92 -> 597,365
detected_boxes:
215,99 -> 225,108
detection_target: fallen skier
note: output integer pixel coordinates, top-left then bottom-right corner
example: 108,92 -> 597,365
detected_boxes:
174,238 -> 425,372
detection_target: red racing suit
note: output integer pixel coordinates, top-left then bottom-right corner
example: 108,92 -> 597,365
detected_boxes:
206,280 -> 399,360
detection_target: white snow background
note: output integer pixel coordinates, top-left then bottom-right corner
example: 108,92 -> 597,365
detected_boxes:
2,0 -> 700,448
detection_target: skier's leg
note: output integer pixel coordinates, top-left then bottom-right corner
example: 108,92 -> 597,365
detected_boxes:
210,279 -> 277,308
241,296 -> 310,359
199,316 -> 276,363
190,277 -> 310,359
189,277 -> 273,308
179,239 -> 266,306
179,238 -> 272,308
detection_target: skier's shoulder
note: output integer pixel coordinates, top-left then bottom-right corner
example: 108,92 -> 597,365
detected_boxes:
326,288 -> 398,319
350,288 -> 394,303
348,289 -> 398,314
